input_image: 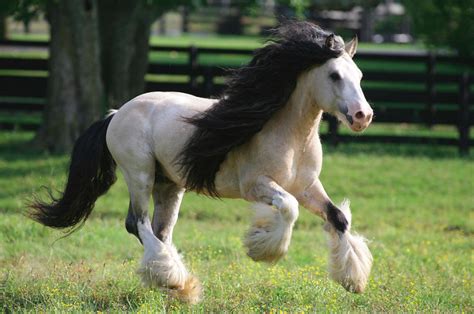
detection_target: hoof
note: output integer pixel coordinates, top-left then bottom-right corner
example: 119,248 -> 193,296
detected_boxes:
329,232 -> 372,294
169,274 -> 203,304
137,245 -> 188,290
325,201 -> 373,294
244,203 -> 294,263
341,278 -> 366,294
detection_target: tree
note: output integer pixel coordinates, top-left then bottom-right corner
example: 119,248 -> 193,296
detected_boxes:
0,0 -> 17,40
2,0 -> 187,151
13,0 -> 41,33
312,0 -> 383,42
403,0 -> 474,58
276,0 -> 382,41
0,0 -> 42,39
36,0 -> 104,151
355,0 -> 381,42
0,15 -> 5,40
97,1 -> 182,109
3,0 -> 190,151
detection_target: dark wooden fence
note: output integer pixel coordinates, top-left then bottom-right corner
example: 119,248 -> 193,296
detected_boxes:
0,40 -> 472,154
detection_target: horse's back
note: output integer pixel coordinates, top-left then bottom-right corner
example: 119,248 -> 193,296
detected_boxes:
106,92 -> 215,186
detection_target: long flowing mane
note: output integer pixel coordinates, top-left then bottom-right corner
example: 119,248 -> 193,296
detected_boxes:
178,21 -> 345,196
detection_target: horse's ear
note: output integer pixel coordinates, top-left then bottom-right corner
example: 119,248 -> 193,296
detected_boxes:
345,36 -> 358,58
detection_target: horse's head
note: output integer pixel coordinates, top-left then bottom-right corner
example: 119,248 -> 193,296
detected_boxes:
309,36 -> 373,132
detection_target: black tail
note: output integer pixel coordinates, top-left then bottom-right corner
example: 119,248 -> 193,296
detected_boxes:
29,113 -> 117,232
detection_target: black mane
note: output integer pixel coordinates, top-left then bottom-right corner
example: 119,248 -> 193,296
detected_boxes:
178,21 -> 345,196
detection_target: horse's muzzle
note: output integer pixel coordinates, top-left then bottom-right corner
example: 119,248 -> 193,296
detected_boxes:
349,107 -> 373,132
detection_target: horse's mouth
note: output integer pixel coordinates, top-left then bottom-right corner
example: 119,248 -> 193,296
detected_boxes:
334,111 -> 370,133
350,122 -> 368,132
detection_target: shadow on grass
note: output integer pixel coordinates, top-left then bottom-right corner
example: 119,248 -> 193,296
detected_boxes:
0,131 -> 65,162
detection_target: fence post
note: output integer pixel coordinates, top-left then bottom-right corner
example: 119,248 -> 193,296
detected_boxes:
425,52 -> 436,127
181,6 -> 189,33
188,45 -> 198,94
458,71 -> 470,155
203,67 -> 214,97
327,116 -> 339,146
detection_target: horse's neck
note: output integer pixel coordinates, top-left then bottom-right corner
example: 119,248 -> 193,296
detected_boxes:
268,74 -> 323,145
216,75 -> 323,197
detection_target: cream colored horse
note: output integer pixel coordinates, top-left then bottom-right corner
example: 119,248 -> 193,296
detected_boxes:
30,23 -> 373,304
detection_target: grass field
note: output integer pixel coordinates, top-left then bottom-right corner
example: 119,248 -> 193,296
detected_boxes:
0,130 -> 472,312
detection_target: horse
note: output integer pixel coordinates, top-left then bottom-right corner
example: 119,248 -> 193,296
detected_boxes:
29,22 -> 374,304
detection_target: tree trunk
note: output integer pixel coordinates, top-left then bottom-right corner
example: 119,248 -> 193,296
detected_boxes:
23,20 -> 30,33
360,7 -> 375,42
0,14 -> 7,40
98,1 -> 157,109
36,0 -> 104,152
181,6 -> 189,33
35,0 -> 161,151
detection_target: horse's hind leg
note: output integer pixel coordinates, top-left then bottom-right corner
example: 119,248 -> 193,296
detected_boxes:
125,201 -> 141,242
120,160 -> 188,292
150,174 -> 202,303
243,175 -> 299,263
151,170 -> 184,244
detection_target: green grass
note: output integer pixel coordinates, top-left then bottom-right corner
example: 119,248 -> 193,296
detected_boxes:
0,130 -> 473,312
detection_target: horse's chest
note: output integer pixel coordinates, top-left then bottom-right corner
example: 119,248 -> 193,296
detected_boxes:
258,147 -> 316,190
270,139 -> 322,193
217,131 -> 322,197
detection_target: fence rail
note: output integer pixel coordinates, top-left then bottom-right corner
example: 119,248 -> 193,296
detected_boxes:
0,39 -> 472,154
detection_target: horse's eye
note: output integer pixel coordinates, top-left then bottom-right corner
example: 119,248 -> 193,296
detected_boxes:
330,72 -> 341,81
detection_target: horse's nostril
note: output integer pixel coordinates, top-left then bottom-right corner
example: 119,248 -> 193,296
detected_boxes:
367,113 -> 373,121
355,111 -> 365,120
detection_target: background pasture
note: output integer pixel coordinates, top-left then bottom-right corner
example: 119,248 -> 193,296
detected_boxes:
1,131 -> 472,312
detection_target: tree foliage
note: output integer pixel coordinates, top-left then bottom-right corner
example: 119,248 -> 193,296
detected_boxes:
403,0 -> 474,58
0,0 -> 18,16
0,0 -> 42,32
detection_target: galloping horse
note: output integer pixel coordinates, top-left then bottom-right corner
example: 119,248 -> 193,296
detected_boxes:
30,22 -> 373,303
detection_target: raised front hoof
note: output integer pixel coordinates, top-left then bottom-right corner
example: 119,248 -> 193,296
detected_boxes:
330,255 -> 370,293
243,225 -> 291,264
244,203 -> 294,264
327,230 -> 373,295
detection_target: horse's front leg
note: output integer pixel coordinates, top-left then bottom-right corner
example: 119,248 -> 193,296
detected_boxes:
298,179 -> 373,293
243,175 -> 299,263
